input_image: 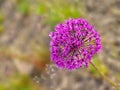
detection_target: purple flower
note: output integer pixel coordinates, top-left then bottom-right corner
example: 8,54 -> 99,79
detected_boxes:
49,18 -> 102,70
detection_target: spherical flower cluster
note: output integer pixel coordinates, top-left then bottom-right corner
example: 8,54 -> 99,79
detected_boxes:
49,18 -> 102,70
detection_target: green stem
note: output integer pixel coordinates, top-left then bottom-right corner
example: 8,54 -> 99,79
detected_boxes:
90,62 -> 120,88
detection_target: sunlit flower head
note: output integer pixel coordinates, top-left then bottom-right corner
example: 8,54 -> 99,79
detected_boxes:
49,18 -> 102,70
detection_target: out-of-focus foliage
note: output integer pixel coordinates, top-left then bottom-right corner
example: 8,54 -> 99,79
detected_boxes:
0,74 -> 38,90
0,11 -> 3,34
0,11 -> 3,23
89,56 -> 108,77
16,0 -> 85,27
34,0 -> 85,27
16,0 -> 30,15
0,26 -> 3,34
117,88 -> 120,90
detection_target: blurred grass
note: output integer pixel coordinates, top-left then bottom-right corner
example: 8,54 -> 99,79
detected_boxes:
0,11 -> 3,34
16,0 -> 30,15
16,0 -> 85,28
34,0 -> 85,27
0,74 -> 38,90
0,26 -> 3,34
89,56 -> 109,77
0,12 -> 3,23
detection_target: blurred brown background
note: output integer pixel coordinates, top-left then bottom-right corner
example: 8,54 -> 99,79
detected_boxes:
0,0 -> 120,90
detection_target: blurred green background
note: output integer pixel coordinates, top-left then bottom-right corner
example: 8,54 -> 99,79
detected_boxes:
0,0 -> 120,90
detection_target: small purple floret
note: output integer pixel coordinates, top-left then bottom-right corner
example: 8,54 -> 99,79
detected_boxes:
49,18 -> 102,70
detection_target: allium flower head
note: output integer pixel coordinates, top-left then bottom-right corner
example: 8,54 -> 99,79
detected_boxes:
49,18 -> 102,70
